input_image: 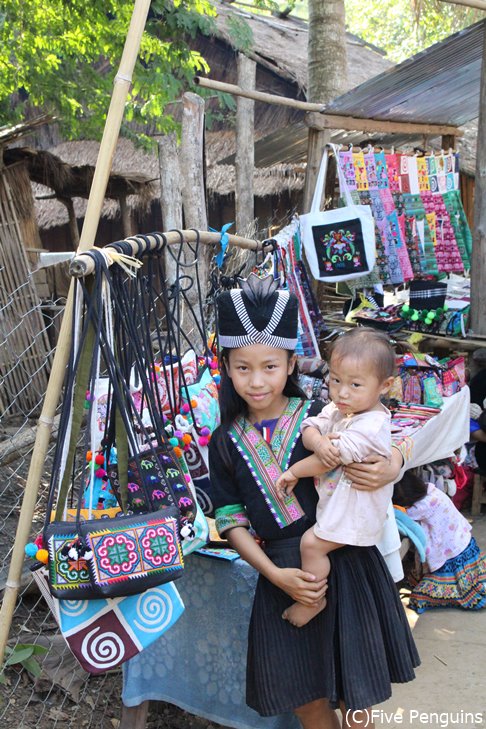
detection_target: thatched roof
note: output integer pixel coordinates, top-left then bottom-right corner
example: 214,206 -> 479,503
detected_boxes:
191,2 -> 393,136
200,2 -> 391,94
3,139 -> 157,230
32,135 -> 304,229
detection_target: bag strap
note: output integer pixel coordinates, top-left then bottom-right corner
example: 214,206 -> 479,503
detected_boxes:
330,143 -> 354,207
309,147 -> 329,214
310,144 -> 355,214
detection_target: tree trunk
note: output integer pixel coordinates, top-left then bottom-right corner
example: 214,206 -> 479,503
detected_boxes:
470,24 -> 486,335
303,0 -> 348,212
235,54 -> 256,236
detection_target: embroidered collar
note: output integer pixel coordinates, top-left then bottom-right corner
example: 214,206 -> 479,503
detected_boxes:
228,398 -> 312,528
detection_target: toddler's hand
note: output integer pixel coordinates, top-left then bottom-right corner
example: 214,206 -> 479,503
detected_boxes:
314,434 -> 341,470
276,469 -> 298,499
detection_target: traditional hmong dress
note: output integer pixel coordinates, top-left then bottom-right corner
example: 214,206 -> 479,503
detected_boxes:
209,397 -> 420,716
406,484 -> 486,612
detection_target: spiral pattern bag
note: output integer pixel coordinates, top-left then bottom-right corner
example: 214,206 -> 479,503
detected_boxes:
33,566 -> 184,675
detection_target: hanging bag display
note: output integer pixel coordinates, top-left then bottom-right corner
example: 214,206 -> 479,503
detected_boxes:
300,144 -> 376,282
43,253 -> 192,601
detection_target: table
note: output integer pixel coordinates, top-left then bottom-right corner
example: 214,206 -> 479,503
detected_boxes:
122,553 -> 300,729
122,388 -> 470,728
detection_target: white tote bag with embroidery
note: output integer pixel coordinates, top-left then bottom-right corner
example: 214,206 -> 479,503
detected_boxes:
300,144 -> 376,282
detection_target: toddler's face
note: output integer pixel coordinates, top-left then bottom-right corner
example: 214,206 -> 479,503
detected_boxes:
329,355 -> 393,416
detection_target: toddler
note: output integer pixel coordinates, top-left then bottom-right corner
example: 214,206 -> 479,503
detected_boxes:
277,328 -> 395,626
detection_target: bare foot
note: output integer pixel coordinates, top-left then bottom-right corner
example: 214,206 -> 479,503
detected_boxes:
282,598 -> 327,627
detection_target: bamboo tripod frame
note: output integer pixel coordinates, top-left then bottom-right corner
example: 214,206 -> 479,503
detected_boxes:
0,0 -> 153,664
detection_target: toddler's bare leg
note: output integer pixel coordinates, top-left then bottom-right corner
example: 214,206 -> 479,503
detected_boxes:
283,528 -> 342,627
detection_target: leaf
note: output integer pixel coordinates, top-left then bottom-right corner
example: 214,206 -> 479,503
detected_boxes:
4,646 -> 34,665
20,656 -> 43,677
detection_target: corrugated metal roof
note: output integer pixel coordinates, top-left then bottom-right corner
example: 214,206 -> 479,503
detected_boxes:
325,19 -> 485,126
244,19 -> 485,168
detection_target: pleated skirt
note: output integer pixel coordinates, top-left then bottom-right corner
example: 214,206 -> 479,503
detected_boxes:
246,537 -> 420,716
408,536 -> 486,613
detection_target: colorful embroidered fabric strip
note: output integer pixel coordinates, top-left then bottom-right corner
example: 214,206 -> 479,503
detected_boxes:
215,503 -> 250,535
228,398 -> 310,528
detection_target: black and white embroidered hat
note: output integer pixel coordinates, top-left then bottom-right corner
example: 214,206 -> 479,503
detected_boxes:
217,273 -> 298,350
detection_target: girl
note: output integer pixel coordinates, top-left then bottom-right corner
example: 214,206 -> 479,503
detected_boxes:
276,328 -> 395,627
394,470 -> 486,612
209,274 -> 419,729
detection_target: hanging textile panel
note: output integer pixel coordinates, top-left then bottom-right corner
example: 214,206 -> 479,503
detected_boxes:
336,149 -> 472,283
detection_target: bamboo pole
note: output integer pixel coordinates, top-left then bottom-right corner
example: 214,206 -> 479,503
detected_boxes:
69,230 -> 261,278
0,0 -> 152,666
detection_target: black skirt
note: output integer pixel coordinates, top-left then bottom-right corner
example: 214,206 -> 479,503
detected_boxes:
246,537 -> 420,715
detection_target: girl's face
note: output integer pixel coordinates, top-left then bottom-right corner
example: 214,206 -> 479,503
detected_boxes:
225,344 -> 296,421
329,355 -> 393,416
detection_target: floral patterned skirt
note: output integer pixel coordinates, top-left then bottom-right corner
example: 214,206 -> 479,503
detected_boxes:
409,537 -> 486,613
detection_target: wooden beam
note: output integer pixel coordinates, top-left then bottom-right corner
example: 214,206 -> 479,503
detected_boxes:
235,54 -> 256,235
195,75 -> 324,112
195,76 -> 462,137
471,19 -> 486,335
437,0 -> 486,10
306,111 -> 462,138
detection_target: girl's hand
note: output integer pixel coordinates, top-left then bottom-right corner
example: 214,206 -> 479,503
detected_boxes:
343,450 -> 401,490
276,469 -> 298,498
272,567 -> 328,606
314,434 -> 341,470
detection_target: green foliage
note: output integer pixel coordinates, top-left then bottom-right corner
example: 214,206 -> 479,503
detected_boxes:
0,643 -> 49,683
345,0 -> 483,62
226,15 -> 255,53
0,0 -> 216,141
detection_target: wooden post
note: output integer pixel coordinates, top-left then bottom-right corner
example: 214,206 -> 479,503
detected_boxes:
120,701 -> 149,729
179,92 -> 210,339
441,134 -> 455,151
235,54 -> 256,236
470,23 -> 486,336
0,0 -> 153,667
180,92 -> 207,230
59,197 -> 80,248
158,132 -> 183,285
119,195 -> 135,237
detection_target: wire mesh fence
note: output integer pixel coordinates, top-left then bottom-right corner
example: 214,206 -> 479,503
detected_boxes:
0,237 -> 257,729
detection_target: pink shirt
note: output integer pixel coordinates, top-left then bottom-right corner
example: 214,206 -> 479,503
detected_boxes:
407,483 -> 472,571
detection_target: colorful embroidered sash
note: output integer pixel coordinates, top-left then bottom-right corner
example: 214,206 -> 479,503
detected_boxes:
229,398 -> 311,528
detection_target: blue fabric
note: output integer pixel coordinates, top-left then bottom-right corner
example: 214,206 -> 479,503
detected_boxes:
211,222 -> 233,268
394,508 -> 427,563
470,418 -> 481,433
123,554 -> 299,729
